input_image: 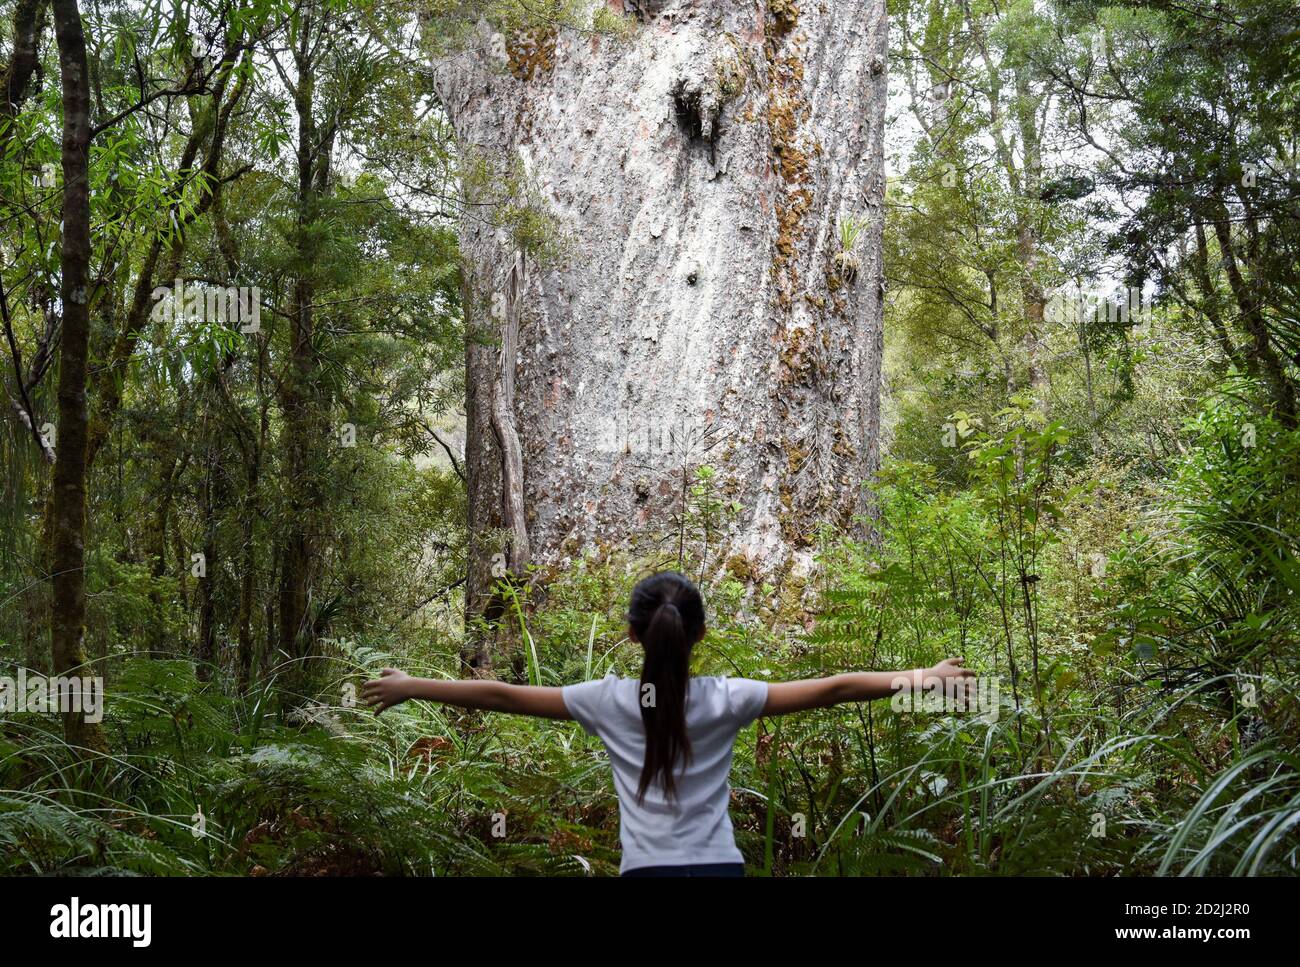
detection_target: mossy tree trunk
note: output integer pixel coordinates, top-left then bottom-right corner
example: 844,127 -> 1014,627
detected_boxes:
49,0 -> 107,753
276,5 -> 334,680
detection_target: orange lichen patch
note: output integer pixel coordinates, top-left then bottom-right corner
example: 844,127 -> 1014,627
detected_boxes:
778,323 -> 826,387
786,445 -> 807,473
768,91 -> 809,183
775,186 -> 812,259
764,7 -> 810,312
769,0 -> 799,34
778,324 -> 801,364
831,421 -> 856,459
778,486 -> 814,548
725,552 -> 761,584
508,28 -> 557,82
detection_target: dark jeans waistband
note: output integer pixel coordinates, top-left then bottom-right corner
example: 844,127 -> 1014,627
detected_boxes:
622,863 -> 745,877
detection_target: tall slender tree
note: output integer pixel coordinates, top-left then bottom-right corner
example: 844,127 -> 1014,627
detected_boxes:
48,0 -> 105,751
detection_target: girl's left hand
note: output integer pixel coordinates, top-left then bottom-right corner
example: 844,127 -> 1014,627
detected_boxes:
362,668 -> 412,714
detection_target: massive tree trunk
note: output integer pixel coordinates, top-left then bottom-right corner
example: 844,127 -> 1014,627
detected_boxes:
434,0 -> 888,621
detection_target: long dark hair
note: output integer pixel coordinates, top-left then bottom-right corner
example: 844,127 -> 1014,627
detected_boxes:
628,571 -> 705,803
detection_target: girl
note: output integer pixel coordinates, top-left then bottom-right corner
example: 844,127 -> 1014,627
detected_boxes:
362,570 -> 974,877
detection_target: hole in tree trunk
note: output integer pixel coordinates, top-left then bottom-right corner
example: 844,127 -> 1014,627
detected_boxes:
673,86 -> 705,142
671,79 -> 719,165
626,0 -> 670,23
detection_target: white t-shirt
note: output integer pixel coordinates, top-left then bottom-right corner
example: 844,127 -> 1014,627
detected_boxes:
561,672 -> 769,873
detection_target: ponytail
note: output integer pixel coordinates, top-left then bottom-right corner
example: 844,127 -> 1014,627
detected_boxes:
628,572 -> 705,803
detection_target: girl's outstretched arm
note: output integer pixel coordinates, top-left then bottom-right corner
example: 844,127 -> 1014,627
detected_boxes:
762,658 -> 976,716
362,669 -> 571,719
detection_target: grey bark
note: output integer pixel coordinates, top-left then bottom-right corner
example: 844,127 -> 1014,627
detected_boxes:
435,0 -> 888,613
